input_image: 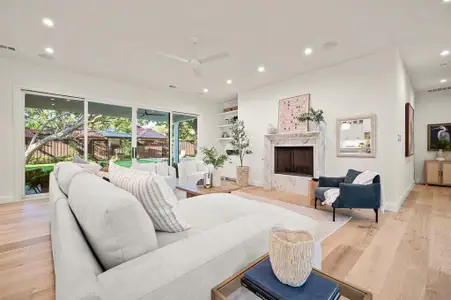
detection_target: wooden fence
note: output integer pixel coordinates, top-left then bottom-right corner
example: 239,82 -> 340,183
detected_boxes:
26,138 -> 196,163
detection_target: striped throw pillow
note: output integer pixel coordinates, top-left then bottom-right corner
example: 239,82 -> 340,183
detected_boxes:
110,167 -> 190,233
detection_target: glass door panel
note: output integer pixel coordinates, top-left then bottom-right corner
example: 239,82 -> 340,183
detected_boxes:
24,94 -> 84,195
136,109 -> 170,165
172,113 -> 198,165
87,102 -> 132,167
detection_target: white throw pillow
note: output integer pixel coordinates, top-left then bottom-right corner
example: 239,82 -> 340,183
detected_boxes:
110,170 -> 190,233
76,162 -> 102,172
132,161 -> 157,173
68,172 -> 158,270
54,162 -> 91,195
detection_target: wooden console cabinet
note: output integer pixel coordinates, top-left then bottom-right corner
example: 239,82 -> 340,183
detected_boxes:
424,160 -> 451,186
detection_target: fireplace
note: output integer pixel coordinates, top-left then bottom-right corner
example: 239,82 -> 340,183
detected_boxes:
274,146 -> 314,177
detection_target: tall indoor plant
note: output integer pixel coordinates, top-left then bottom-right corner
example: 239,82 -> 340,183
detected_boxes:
230,120 -> 253,186
297,107 -> 326,131
201,146 -> 229,187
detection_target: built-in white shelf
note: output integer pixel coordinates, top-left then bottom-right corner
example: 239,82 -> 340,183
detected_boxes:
218,137 -> 233,141
218,124 -> 233,128
218,110 -> 238,116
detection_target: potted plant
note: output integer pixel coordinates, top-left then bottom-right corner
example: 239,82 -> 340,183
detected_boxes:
432,140 -> 451,161
230,120 -> 253,187
200,146 -> 229,187
297,107 -> 326,131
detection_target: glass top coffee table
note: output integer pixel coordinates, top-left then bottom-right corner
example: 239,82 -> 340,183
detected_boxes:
211,254 -> 372,300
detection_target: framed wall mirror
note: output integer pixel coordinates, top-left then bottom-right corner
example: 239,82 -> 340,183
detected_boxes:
336,114 -> 376,158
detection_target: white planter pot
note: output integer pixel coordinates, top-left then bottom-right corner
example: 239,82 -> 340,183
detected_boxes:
211,169 -> 222,187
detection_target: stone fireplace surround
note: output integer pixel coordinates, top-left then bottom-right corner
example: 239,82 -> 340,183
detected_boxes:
263,131 -> 325,196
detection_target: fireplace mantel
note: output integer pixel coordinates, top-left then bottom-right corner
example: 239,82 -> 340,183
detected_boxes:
264,131 -> 325,195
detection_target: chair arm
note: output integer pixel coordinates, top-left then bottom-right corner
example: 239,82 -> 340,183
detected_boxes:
168,165 -> 176,178
338,183 -> 381,208
318,176 -> 345,187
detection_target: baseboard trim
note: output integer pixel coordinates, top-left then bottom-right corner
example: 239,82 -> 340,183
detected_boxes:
385,182 -> 415,212
0,196 -> 14,204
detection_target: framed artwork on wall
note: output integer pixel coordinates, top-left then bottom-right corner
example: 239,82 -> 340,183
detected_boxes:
428,123 -> 451,151
405,103 -> 414,157
278,94 -> 310,133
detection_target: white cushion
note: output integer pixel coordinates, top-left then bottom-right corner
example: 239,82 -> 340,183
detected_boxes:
132,161 -> 156,173
183,161 -> 198,175
156,162 -> 169,176
54,162 -> 91,195
109,169 -> 190,233
76,162 -> 102,172
110,160 -> 149,178
68,172 -> 158,270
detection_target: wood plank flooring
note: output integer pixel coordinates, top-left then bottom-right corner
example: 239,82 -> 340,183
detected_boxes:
0,185 -> 450,299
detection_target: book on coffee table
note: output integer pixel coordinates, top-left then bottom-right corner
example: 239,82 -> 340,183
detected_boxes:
242,257 -> 340,300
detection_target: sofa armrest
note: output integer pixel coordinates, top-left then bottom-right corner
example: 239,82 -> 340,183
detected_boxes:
168,166 -> 176,178
338,183 -> 381,208
318,176 -> 345,188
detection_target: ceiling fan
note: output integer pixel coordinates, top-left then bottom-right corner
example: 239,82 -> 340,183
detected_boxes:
156,37 -> 229,78
139,110 -> 166,118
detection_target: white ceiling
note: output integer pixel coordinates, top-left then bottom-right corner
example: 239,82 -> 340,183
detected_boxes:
1,0 -> 451,101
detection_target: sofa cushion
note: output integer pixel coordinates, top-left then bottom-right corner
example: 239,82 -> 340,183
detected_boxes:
156,162 -> 169,176
132,161 -> 156,173
54,162 -> 91,195
73,154 -> 89,164
68,172 -> 158,270
110,168 -> 190,233
344,169 -> 362,184
77,162 -> 102,172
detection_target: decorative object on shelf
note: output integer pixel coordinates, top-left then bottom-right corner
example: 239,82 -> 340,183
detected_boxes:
269,227 -> 314,287
226,149 -> 239,155
336,114 -> 376,158
230,120 -> 253,186
267,123 -> 277,134
202,172 -> 212,188
223,106 -> 238,113
428,123 -> 451,151
231,116 -> 238,123
278,94 -> 310,133
405,103 -> 414,157
222,132 -> 229,138
200,146 -> 229,187
436,149 -> 445,161
297,107 -> 326,132
225,118 -> 230,124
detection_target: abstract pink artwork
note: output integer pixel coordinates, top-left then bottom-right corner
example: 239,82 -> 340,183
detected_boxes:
278,94 -> 310,133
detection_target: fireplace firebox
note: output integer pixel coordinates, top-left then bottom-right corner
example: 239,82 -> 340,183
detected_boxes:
274,146 -> 314,177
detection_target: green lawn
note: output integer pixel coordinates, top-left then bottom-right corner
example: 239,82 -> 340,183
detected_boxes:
25,158 -> 162,172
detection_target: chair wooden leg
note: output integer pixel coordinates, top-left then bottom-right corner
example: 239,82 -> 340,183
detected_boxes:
333,207 -> 336,222
314,198 -> 317,209
374,208 -> 378,223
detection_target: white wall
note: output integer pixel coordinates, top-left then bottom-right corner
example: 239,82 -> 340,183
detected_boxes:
0,58 -> 221,202
414,90 -> 451,183
238,50 -> 413,211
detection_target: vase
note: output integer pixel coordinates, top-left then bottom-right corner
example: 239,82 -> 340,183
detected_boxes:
236,166 -> 249,187
309,122 -> 320,132
211,169 -> 222,187
437,149 -> 446,161
269,228 -> 314,287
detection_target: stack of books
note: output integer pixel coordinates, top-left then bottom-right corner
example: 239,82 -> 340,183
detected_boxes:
241,257 -> 340,300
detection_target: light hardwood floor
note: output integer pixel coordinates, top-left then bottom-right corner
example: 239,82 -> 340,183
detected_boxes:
0,185 -> 450,299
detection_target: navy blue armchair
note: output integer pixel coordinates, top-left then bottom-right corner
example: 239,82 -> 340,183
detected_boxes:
314,169 -> 381,222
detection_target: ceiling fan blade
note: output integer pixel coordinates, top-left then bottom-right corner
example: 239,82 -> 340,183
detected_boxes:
156,52 -> 190,63
199,52 -> 230,64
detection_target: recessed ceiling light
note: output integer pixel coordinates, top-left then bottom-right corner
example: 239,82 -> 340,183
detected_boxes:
66,99 -> 71,102
258,66 -> 265,72
203,88 -> 209,93
42,18 -> 54,28
441,50 -> 450,57
226,79 -> 232,84
51,103 -> 55,106
304,48 -> 313,56
50,98 -> 55,101
440,79 -> 447,84
45,47 -> 54,54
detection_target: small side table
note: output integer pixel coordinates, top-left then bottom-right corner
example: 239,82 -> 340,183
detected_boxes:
308,178 -> 319,208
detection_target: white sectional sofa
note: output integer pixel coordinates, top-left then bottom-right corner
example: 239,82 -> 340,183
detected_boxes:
49,162 -> 321,300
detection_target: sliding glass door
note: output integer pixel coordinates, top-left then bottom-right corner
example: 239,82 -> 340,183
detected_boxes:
172,113 -> 198,165
135,109 -> 170,165
24,93 -> 84,195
